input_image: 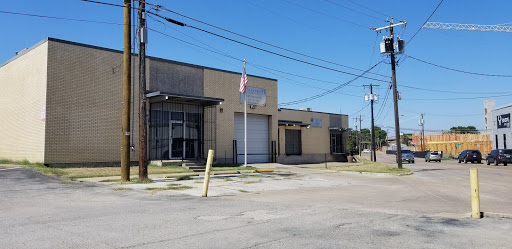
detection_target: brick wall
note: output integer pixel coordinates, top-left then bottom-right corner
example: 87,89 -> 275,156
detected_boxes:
45,40 -> 141,164
203,69 -> 278,163
0,42 -> 48,163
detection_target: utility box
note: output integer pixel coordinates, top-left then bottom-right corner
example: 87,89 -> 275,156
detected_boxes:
396,37 -> 405,54
380,37 -> 394,53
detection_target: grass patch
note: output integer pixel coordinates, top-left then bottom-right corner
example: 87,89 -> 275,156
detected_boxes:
194,181 -> 203,184
145,183 -> 193,192
99,177 -> 154,184
243,180 -> 262,184
114,187 -> 132,191
59,181 -> 74,184
237,175 -> 248,178
238,190 -> 249,193
322,156 -> 410,175
0,158 -> 193,179
249,175 -> 262,178
211,166 -> 256,172
220,177 -> 234,181
175,175 -> 192,181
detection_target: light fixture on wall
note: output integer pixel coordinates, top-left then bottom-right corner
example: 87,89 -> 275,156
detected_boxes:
249,104 -> 256,109
306,125 -> 311,129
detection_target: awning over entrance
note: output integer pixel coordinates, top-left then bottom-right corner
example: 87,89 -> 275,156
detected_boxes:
146,91 -> 224,106
278,120 -> 310,127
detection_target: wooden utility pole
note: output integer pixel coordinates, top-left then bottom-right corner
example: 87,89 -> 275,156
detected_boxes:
121,0 -> 132,182
374,19 -> 406,169
364,84 -> 379,162
138,0 -> 148,181
421,113 -> 425,151
359,115 -> 362,156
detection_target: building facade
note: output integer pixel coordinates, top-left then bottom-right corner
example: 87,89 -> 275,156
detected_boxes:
0,38 -> 348,166
484,100 -> 512,150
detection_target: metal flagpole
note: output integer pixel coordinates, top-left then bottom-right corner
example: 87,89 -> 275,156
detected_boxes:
244,90 -> 247,167
244,60 -> 247,167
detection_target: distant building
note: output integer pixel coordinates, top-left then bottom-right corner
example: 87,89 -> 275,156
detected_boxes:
0,38 -> 349,166
484,100 -> 512,149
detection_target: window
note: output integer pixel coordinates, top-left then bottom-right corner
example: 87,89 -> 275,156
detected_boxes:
330,133 -> 343,154
504,134 -> 507,149
285,130 -> 302,155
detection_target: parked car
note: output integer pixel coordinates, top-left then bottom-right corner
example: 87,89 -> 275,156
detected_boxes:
425,151 -> 441,162
362,149 -> 371,153
457,150 -> 482,164
401,150 -> 414,163
486,149 -> 512,166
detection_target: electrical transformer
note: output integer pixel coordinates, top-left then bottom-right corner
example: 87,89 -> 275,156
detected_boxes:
380,36 -> 394,53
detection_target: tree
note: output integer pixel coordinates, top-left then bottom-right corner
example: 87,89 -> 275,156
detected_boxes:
401,133 -> 411,146
346,130 -> 358,155
450,126 -> 479,134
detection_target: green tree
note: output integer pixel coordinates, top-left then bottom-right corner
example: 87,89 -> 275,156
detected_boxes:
449,126 -> 479,134
401,133 -> 411,146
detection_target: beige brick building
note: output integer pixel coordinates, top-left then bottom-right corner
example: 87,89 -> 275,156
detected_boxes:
0,38 -> 349,166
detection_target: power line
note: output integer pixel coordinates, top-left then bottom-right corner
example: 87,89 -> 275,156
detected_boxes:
405,54 -> 512,77
344,0 -> 389,18
280,0 -> 371,29
350,103 -> 370,116
143,1 -> 390,79
404,93 -> 512,101
323,0 -> 384,21
398,84 -> 512,95
279,58 -> 387,106
147,12 -> 392,83
406,0 -> 445,47
0,9 -> 123,25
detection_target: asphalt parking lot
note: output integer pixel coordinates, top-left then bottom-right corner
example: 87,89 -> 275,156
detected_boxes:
1,153 -> 511,248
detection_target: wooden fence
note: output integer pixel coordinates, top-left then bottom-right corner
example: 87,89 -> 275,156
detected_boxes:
412,133 -> 492,158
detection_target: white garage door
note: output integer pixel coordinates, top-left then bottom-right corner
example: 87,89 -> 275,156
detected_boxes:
234,113 -> 269,163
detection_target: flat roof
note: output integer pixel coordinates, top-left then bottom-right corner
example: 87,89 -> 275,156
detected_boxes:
279,108 -> 348,116
147,91 -> 224,106
0,37 -> 278,82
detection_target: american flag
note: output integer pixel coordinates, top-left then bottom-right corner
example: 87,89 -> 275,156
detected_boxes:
239,61 -> 247,94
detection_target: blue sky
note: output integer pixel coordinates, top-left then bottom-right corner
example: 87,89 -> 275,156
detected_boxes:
2,0 -> 511,134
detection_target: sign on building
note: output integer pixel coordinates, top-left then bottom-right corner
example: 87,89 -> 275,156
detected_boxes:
240,86 -> 266,106
311,118 -> 322,128
497,113 -> 510,129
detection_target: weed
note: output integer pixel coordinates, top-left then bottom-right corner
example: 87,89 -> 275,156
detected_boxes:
249,175 -> 262,178
238,190 -> 249,193
145,183 -> 192,192
175,175 -> 192,181
114,187 -> 132,191
238,175 -> 248,178
59,181 -> 74,184
243,180 -> 262,184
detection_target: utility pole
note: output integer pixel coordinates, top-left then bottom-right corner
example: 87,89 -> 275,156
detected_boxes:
121,0 -> 132,181
138,0 -> 148,181
364,84 -> 379,162
359,115 -> 362,156
353,117 -> 359,155
420,114 -> 425,151
374,18 -> 406,169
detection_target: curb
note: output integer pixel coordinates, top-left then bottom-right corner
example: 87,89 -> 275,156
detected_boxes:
164,169 -> 275,178
484,212 -> 512,219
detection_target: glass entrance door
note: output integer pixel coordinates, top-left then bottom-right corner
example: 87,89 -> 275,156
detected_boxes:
169,112 -> 200,159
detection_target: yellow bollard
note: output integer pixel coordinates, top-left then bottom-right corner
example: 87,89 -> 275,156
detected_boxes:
201,149 -> 214,197
470,168 -> 481,219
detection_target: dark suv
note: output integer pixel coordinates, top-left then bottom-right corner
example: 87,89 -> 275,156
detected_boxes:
486,149 -> 512,166
457,150 -> 482,164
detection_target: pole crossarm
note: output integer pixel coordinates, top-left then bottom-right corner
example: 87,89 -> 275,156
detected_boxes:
423,22 -> 512,33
